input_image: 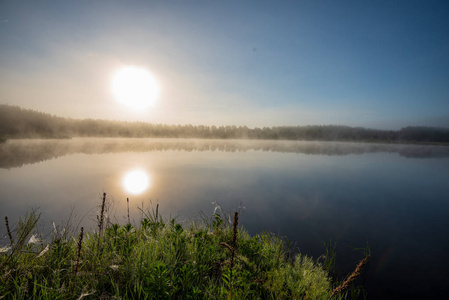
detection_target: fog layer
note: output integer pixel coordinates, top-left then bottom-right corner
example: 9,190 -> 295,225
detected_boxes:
2,138 -> 449,169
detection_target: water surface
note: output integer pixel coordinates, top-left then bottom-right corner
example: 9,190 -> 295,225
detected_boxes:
1,138 -> 449,299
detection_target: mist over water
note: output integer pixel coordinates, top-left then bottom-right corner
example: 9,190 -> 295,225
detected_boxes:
1,138 -> 449,169
1,138 -> 449,299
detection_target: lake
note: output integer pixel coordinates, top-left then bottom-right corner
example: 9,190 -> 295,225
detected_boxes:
1,138 -> 449,299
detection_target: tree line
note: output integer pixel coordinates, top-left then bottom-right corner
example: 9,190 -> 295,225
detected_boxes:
1,104 -> 449,143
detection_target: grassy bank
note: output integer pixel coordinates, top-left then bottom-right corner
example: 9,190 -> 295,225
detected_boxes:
0,199 -> 369,299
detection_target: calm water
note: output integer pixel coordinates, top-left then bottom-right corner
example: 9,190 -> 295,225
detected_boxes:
1,138 -> 449,299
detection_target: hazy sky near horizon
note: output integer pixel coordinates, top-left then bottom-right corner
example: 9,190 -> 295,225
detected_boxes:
1,0 -> 448,129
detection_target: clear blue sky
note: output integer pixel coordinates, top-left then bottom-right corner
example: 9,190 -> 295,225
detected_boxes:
1,0 -> 448,129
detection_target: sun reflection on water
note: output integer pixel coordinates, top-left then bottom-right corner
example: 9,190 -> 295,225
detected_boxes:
122,169 -> 151,194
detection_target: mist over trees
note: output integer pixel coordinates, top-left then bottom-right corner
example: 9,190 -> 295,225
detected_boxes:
1,104 -> 449,143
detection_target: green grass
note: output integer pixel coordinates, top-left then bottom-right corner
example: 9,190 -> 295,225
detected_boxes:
1,207 -> 367,299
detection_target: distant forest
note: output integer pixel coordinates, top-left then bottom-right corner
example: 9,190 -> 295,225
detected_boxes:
1,104 -> 449,144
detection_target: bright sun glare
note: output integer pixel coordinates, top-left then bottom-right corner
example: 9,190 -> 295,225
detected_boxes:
123,169 -> 150,195
112,66 -> 159,109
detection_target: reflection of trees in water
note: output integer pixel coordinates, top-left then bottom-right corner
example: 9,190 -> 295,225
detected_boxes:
1,138 -> 449,169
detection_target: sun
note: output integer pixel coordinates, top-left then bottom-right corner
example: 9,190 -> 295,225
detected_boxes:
122,169 -> 151,195
112,66 -> 159,109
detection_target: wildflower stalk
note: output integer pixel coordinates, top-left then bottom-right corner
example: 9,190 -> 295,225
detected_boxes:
5,216 -> 14,247
127,198 -> 130,224
231,212 -> 238,269
98,192 -> 106,236
74,227 -> 84,275
230,211 -> 239,300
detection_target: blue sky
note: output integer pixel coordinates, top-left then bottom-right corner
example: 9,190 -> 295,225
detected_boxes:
1,0 -> 448,129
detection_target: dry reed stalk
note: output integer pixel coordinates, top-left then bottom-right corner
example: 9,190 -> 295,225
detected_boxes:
5,216 -> 14,247
127,198 -> 130,224
74,227 -> 84,275
98,193 -> 106,236
155,203 -> 159,222
230,211 -> 239,300
218,212 -> 240,300
230,212 -> 239,269
329,252 -> 371,299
